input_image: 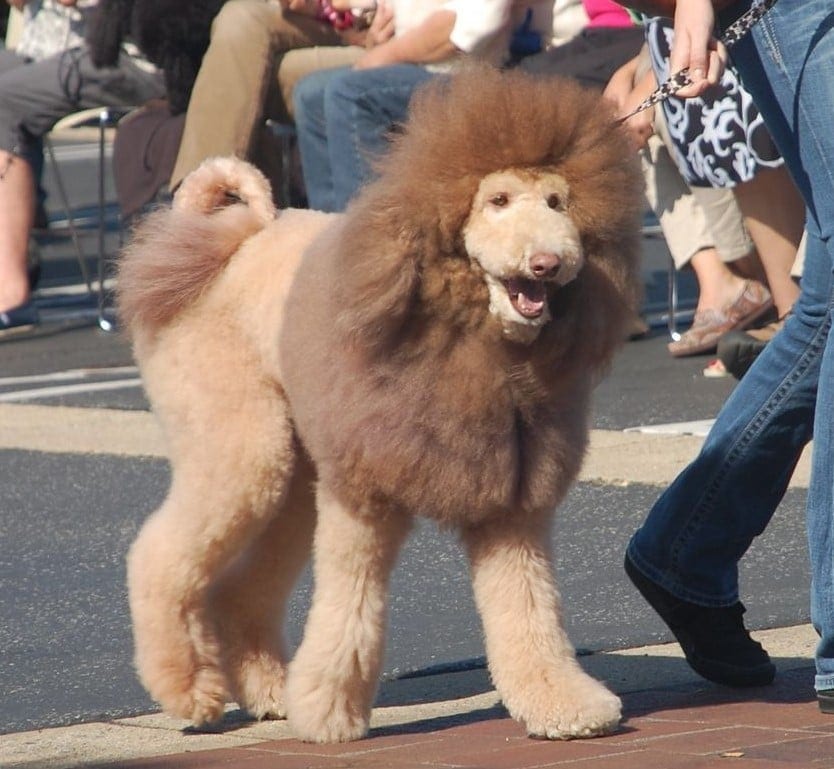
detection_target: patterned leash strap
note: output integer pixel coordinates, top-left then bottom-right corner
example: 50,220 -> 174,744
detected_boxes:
617,0 -> 778,123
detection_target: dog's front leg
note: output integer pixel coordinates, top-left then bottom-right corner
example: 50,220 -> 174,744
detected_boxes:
462,515 -> 621,740
286,485 -> 411,743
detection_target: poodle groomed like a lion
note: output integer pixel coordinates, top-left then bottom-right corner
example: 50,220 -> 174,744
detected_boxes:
119,65 -> 643,742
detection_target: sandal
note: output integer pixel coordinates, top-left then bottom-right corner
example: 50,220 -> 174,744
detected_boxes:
668,280 -> 773,358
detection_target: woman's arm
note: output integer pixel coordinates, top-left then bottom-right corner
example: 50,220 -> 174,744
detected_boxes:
353,8 -> 457,69
619,1 -> 728,97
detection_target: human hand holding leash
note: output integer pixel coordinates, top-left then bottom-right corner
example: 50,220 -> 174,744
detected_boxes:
617,0 -> 777,123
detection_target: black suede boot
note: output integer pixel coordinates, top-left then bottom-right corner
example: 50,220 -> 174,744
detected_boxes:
625,554 -> 775,687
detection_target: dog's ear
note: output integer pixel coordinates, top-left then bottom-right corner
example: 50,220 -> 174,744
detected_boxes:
332,193 -> 423,355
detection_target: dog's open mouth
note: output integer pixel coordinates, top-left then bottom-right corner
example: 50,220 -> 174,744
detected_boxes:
504,277 -> 547,319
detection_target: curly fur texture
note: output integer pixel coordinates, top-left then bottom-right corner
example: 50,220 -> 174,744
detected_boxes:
119,65 -> 643,743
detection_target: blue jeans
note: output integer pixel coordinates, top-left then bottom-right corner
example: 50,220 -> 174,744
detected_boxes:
627,0 -> 834,693
292,64 -> 435,212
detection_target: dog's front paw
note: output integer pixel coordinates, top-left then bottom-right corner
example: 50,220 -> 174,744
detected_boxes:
231,652 -> 288,720
286,664 -> 370,743
511,671 -> 622,740
148,662 -> 229,727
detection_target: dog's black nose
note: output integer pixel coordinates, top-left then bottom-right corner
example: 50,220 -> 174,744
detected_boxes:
530,252 -> 561,278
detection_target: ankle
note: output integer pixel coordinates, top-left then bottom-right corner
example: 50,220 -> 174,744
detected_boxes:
697,277 -> 749,315
0,281 -> 30,313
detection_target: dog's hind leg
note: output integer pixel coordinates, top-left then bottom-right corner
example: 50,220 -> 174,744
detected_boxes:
127,344 -> 297,726
462,516 -> 622,740
286,486 -> 412,743
208,450 -> 317,721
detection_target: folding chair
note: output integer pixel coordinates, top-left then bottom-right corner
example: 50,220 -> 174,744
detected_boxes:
43,106 -> 133,330
7,6 -> 131,331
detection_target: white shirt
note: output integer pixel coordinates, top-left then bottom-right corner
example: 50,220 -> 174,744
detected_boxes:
448,0 -> 553,66
390,0 -> 553,70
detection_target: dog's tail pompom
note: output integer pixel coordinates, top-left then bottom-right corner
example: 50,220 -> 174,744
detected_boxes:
118,157 -> 276,337
173,156 -> 276,225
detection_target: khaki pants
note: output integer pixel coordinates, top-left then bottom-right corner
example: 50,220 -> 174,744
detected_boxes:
641,112 -> 753,270
170,0 -> 346,190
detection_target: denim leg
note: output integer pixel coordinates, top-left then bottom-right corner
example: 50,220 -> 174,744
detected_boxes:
730,0 -> 834,695
627,258 -> 823,603
810,236 -> 834,691
293,67 -> 348,212
629,0 -> 834,691
321,64 -> 435,211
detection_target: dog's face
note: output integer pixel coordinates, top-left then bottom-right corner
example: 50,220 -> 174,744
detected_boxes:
463,169 -> 583,345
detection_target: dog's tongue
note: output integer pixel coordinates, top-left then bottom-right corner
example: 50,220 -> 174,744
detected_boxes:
507,277 -> 546,318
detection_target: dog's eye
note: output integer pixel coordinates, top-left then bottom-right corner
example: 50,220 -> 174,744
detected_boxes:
546,193 -> 562,210
489,193 -> 509,207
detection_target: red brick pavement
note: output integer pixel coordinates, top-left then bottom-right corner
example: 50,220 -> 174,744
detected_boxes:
98,668 -> 834,769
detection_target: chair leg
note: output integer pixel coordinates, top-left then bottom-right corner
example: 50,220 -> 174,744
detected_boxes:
43,135 -> 94,295
667,254 -> 681,342
98,108 -> 116,331
265,119 -> 297,207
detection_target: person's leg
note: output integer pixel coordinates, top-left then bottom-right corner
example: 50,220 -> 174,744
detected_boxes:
292,66 -> 345,211
0,150 -> 35,317
626,0 -> 834,691
321,64 -> 435,211
169,0 -> 341,191
274,44 -> 363,122
0,50 -> 34,317
642,132 -> 717,272
252,45 -> 362,205
733,165 -> 804,319
626,221 -> 827,683
687,247 -> 751,313
720,0 -> 834,702
644,125 -> 770,357
806,228 -> 834,700
0,46 -> 163,321
628,223 -> 826,596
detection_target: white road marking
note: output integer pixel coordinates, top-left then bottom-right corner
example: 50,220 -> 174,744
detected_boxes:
0,366 -> 138,387
624,419 -> 715,437
0,378 -> 143,402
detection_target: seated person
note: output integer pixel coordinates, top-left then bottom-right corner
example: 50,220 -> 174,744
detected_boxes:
292,0 -> 553,212
0,0 -> 165,334
520,0 -> 644,88
168,0 -> 374,196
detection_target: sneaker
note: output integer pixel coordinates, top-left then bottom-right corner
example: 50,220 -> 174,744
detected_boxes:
625,554 -> 776,687
819,689 -> 834,713
0,300 -> 39,336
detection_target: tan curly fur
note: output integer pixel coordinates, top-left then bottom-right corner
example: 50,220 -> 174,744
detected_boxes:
119,64 -> 643,744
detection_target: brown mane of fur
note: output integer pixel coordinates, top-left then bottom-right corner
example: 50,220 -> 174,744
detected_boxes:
330,65 -> 643,374
279,65 -> 643,525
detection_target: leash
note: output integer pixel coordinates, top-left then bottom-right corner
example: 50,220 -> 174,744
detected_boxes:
617,0 -> 778,123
